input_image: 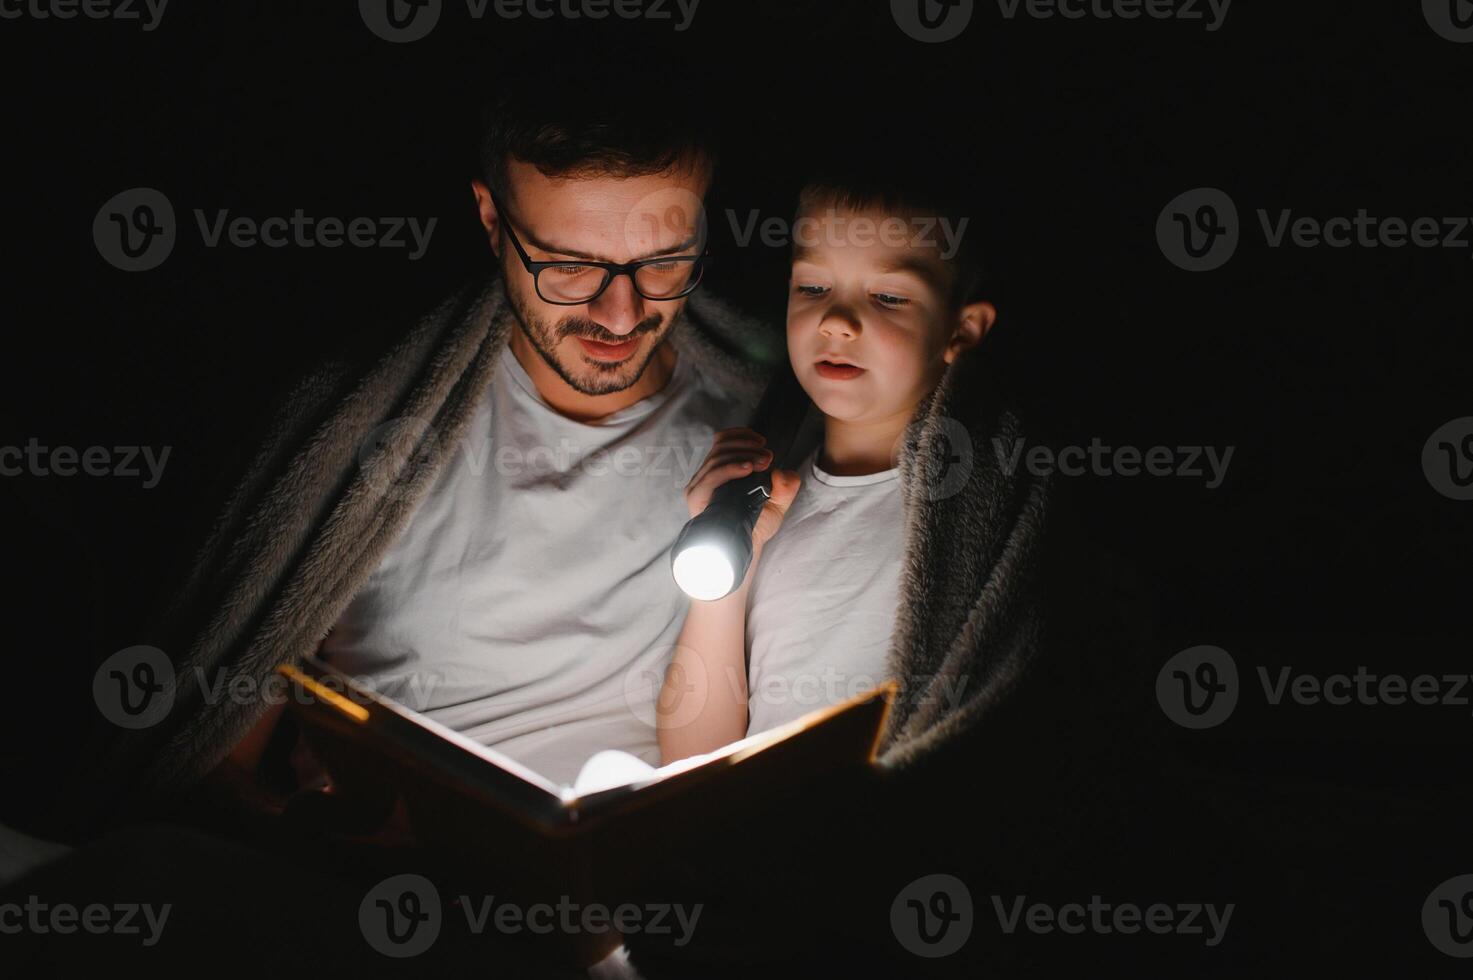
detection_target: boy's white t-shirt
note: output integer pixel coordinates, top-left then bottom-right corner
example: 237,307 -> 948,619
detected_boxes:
743,446 -> 905,735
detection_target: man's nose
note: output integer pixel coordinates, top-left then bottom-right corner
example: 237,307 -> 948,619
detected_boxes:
586,273 -> 647,336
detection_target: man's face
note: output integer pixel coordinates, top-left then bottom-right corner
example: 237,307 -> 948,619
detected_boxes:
786,199 -> 986,426
474,158 -> 710,396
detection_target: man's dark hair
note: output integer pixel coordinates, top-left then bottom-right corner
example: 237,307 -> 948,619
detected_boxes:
475,42 -> 717,200
794,151 -> 990,311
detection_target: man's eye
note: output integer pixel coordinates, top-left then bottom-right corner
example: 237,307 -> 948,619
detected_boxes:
874,293 -> 909,307
795,284 -> 828,297
550,264 -> 595,276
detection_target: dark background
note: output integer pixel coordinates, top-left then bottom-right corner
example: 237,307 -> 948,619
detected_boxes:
1,0 -> 1469,971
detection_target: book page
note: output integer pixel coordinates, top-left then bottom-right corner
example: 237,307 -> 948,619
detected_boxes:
568,750 -> 659,797
565,741 -> 743,799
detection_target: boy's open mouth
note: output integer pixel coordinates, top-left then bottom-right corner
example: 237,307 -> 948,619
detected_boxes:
815,359 -> 865,381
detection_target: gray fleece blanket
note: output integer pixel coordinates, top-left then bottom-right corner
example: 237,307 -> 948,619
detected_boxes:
82,273 -> 1048,823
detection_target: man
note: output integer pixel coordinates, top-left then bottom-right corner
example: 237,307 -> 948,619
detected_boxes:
323,136 -> 777,785
80,59 -> 780,825
275,108 -> 757,790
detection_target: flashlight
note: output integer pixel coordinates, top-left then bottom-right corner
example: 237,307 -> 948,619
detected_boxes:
669,468 -> 771,600
670,364 -> 819,600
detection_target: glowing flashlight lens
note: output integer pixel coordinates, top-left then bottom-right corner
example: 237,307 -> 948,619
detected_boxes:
672,542 -> 737,601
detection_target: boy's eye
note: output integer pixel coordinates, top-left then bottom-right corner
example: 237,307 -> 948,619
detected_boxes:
795,284 -> 828,297
874,292 -> 909,307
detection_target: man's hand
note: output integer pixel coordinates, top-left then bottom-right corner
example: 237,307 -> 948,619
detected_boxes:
208,696 -> 413,846
287,720 -> 332,793
193,640 -> 415,848
201,699 -> 292,817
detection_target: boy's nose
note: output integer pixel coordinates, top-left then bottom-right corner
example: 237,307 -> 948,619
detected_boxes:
819,311 -> 860,340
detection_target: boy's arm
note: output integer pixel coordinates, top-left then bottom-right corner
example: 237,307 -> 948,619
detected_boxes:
656,424 -> 801,764
657,546 -> 763,764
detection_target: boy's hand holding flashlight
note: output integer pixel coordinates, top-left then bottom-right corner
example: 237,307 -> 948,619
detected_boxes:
683,427 -> 801,569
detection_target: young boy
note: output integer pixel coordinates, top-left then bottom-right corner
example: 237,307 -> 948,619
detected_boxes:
657,173 -> 996,762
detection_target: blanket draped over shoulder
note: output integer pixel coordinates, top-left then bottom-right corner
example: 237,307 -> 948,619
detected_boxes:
80,273 -> 1048,825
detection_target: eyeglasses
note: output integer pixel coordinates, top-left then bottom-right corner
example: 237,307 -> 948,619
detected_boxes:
490,190 -> 709,306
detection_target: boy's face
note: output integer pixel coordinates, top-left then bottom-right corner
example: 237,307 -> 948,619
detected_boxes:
786,199 -> 992,430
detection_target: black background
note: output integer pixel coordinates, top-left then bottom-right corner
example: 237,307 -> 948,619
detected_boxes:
1,0 -> 1469,971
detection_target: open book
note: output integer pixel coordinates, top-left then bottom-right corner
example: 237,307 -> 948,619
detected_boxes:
280,655 -> 894,837
279,656 -> 894,965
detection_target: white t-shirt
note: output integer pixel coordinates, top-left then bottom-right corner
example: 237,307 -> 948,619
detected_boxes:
743,446 -> 905,735
321,342 -> 749,786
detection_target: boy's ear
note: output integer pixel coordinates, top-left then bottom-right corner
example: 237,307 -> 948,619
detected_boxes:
470,179 -> 502,257
943,300 -> 997,364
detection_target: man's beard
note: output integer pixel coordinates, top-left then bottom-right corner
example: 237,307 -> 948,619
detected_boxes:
506,286 -> 672,397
